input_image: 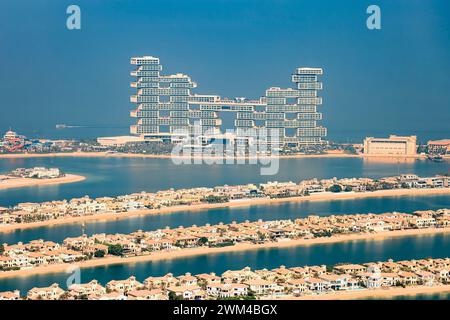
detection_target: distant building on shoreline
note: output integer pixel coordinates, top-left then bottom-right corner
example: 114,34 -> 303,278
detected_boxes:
0,129 -> 26,152
9,167 -> 62,179
427,139 -> 450,155
129,56 -> 327,147
363,135 -> 417,156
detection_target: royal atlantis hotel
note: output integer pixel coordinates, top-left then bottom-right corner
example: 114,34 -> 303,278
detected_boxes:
130,56 -> 327,147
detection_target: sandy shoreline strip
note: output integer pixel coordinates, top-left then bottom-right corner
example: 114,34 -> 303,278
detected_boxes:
0,151 -> 438,160
0,187 -> 449,232
2,226 -> 450,280
286,284 -> 450,300
0,151 -> 358,159
0,174 -> 86,190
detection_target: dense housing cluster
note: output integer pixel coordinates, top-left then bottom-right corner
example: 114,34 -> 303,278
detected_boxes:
1,209 -> 449,272
2,256 -> 450,300
0,174 -> 448,225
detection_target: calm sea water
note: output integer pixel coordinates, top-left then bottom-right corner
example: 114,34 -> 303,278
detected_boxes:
0,156 -> 448,298
0,157 -> 448,207
0,157 -> 448,244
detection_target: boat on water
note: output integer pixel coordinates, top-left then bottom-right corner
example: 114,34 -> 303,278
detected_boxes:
427,154 -> 444,162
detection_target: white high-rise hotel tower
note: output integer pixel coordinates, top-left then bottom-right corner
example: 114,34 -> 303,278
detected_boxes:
130,56 -> 326,147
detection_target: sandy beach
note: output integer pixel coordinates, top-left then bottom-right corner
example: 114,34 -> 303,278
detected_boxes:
0,151 -> 360,160
0,151 -> 436,160
0,187 -> 449,232
0,150 -> 443,161
1,226 -> 450,280
287,284 -> 450,300
0,174 -> 85,190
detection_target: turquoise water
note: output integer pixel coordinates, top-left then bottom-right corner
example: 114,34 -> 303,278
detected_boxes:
0,157 -> 448,244
0,157 -> 448,207
0,156 -> 448,298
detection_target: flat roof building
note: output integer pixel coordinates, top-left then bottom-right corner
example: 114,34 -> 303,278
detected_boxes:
363,135 -> 417,156
427,139 -> 450,155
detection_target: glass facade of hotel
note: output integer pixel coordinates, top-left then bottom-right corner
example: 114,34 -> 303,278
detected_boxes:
130,56 -> 327,146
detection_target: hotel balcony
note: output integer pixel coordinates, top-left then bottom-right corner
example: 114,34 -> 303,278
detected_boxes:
297,112 -> 322,120
130,56 -> 160,65
297,97 -> 322,105
297,82 -> 323,90
284,136 -> 299,143
200,118 -> 222,126
296,67 -> 323,75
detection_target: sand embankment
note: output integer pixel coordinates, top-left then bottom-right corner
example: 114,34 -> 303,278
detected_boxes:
0,151 -> 360,159
286,284 -> 450,300
0,151 -> 443,160
0,174 -> 85,190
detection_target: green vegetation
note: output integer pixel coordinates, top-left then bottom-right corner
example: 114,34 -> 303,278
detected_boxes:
210,241 -> 234,248
107,244 -> 124,256
313,230 -> 332,238
0,266 -> 21,272
198,237 -> 208,246
327,184 -> 342,193
58,292 -> 71,300
204,195 -> 229,203
94,249 -> 106,258
168,291 -> 184,300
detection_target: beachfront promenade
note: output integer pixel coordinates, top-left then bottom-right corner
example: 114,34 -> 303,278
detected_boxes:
2,256 -> 450,300
0,209 -> 449,277
0,174 -> 449,230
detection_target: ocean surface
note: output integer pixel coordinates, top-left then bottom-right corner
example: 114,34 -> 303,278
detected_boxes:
0,156 -> 448,207
0,156 -> 448,298
0,156 -> 448,244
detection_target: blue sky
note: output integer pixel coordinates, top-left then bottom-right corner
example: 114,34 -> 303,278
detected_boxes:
0,0 -> 449,142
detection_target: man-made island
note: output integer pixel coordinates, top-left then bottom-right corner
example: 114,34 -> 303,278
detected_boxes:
0,174 -> 448,231
2,256 -> 450,300
0,208 -> 449,279
0,167 -> 85,190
